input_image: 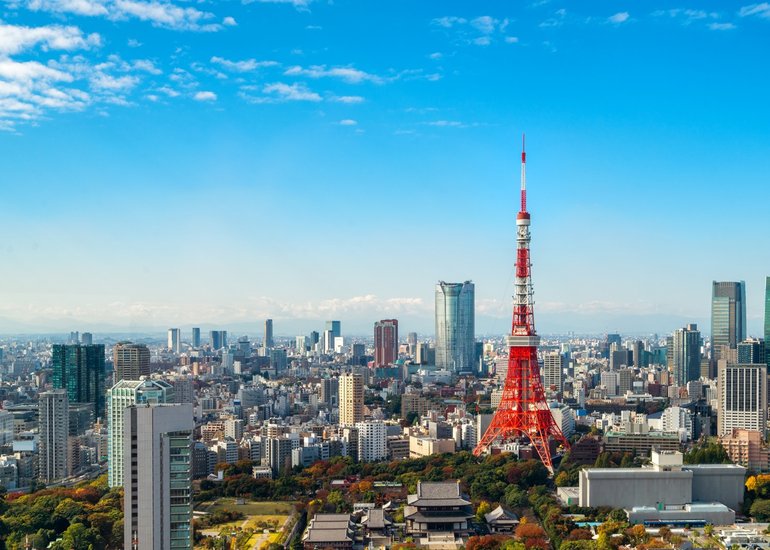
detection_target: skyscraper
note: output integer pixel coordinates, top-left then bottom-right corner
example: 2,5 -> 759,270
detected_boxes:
339,373 -> 363,426
264,319 -> 274,349
167,328 -> 181,354
542,352 -> 563,394
81,332 -> 93,345
765,276 -> 770,370
39,389 -> 69,482
737,338 -> 765,365
326,320 -> 341,341
669,324 -> 702,386
711,281 -> 746,360
374,319 -> 399,367
191,327 -> 201,348
210,330 -> 227,350
435,281 -> 475,373
718,362 -> 767,437
114,342 -> 151,382
107,378 -> 173,488
52,344 -> 105,418
124,403 -> 193,550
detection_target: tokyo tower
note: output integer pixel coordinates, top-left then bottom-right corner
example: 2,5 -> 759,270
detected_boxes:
473,136 -> 569,473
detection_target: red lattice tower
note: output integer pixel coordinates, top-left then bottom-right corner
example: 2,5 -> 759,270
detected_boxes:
473,136 -> 570,473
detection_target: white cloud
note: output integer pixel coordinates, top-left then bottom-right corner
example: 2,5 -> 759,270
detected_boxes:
27,0 -> 109,16
284,64 -> 383,84
470,15 -> 498,34
505,36 -> 519,43
472,36 -> 491,46
305,24 -> 322,30
18,0 -> 234,31
90,73 -> 138,90
211,56 -> 278,72
156,85 -> 180,97
223,16 -> 237,26
608,12 -> 630,24
427,120 -> 466,128
331,95 -> 364,103
263,82 -> 320,101
0,59 -> 72,82
127,38 -> 142,47
432,16 -> 466,28
338,118 -> 356,125
193,90 -> 217,101
709,22 -> 737,29
0,22 -> 101,55
428,52 -> 442,59
739,3 -> 770,18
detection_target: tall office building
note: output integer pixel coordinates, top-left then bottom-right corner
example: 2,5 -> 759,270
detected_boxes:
737,338 -> 765,365
191,327 -> 201,348
81,332 -> 93,345
542,352 -> 563,394
711,281 -> 746,360
264,319 -> 274,349
765,277 -> 770,370
39,389 -> 69,482
323,330 -> 335,354
435,281 -> 475,373
717,362 -> 767,437
669,324 -> 702,386
210,330 -> 227,350
52,343 -> 105,418
114,342 -> 151,382
124,403 -> 194,550
339,373 -> 364,426
107,379 -> 173,488
374,319 -> 399,367
326,320 -> 341,342
167,328 -> 181,354
407,332 -> 418,351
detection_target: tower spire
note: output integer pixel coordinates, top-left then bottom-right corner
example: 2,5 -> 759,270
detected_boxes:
521,133 -> 527,212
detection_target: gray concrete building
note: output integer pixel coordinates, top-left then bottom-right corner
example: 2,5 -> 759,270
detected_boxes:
124,403 -> 194,550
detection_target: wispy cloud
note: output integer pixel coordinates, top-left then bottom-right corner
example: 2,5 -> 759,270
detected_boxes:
0,22 -> 101,55
211,56 -> 279,72
241,82 -> 322,103
284,64 -> 383,84
608,12 -> 630,24
243,0 -> 313,11
331,95 -> 365,104
338,118 -> 357,126
16,0 -> 234,31
739,3 -> 770,18
193,90 -> 216,101
708,22 -> 736,30
432,14 -> 510,46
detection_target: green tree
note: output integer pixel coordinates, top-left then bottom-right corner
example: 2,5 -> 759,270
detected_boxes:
476,501 -> 493,522
750,499 -> 770,521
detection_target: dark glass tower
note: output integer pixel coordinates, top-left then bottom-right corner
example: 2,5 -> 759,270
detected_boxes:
711,281 -> 746,360
52,344 -> 106,418
765,277 -> 770,369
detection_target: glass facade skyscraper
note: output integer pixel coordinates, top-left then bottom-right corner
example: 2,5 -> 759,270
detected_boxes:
51,344 -> 105,418
435,281 -> 475,373
711,281 -> 746,360
669,324 -> 701,386
765,276 -> 770,369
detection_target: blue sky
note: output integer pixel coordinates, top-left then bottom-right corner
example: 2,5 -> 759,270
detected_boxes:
1,0 -> 769,336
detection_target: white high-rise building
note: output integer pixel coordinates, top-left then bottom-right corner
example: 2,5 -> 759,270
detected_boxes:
542,352 -> 563,394
39,389 -> 69,482
108,378 -> 173,487
660,406 -> 694,441
167,328 -> 181,354
124,403 -> 193,550
600,371 -> 619,396
339,373 -> 364,426
356,421 -> 387,462
718,362 -> 767,437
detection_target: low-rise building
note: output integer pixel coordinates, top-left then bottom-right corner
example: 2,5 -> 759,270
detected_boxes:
404,481 -> 473,542
302,513 -> 354,550
719,428 -> 769,472
409,436 -> 455,459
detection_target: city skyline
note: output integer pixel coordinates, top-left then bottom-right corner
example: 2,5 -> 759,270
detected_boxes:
2,1 -> 769,335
